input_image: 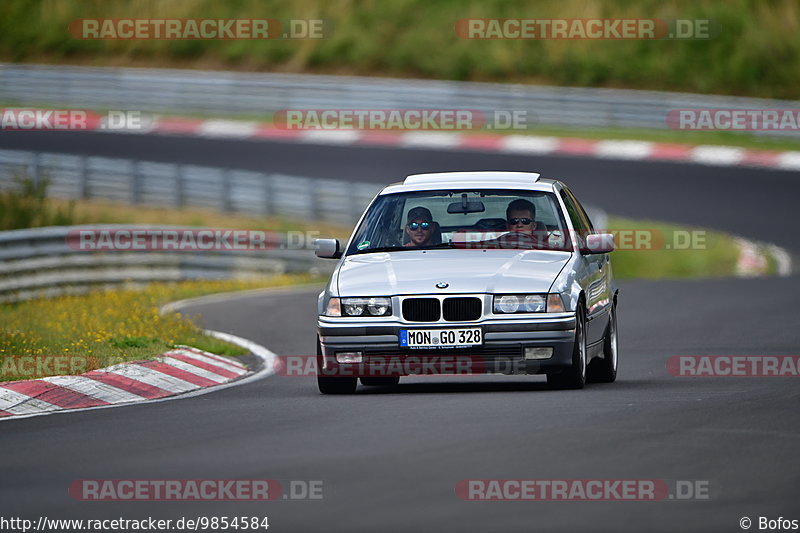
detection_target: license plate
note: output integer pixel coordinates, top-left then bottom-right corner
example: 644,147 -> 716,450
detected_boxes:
399,328 -> 482,349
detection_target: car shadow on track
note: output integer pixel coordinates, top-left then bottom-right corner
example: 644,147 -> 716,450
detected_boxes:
353,378 -> 660,395
358,380 -> 551,394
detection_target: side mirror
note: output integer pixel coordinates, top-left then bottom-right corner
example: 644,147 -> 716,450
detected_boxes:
583,233 -> 615,254
314,238 -> 342,259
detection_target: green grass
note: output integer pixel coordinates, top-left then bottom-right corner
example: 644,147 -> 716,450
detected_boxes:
607,215 -> 742,279
0,275 -> 324,382
0,176 -> 352,237
507,125 -> 800,152
0,0 -> 798,99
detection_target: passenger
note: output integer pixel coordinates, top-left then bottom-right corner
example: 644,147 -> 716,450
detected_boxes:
404,206 -> 436,247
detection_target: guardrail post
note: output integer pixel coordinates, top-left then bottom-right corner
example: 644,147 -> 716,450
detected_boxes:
175,164 -> 185,207
30,152 -> 41,187
262,173 -> 274,216
130,160 -> 141,204
221,169 -> 233,213
349,181 -> 360,223
310,178 -> 322,221
79,155 -> 89,199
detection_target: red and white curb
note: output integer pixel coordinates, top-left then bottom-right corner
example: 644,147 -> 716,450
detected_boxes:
735,238 -> 792,277
117,116 -> 800,172
0,331 -> 277,421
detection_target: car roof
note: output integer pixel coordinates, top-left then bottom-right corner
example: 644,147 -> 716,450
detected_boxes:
379,171 -> 559,195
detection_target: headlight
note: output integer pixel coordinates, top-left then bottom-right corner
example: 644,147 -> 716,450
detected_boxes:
493,294 -> 546,313
338,297 -> 392,317
343,298 -> 366,316
367,297 -> 391,316
495,295 -> 520,313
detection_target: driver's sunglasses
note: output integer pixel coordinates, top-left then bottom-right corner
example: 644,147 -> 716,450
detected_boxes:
408,222 -> 431,230
508,217 -> 533,225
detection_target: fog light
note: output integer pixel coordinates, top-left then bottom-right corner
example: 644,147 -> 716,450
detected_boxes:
524,347 -> 553,360
336,352 -> 363,364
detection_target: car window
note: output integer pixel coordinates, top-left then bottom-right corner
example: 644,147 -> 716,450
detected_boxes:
564,187 -> 595,233
346,189 -> 572,254
559,190 -> 585,231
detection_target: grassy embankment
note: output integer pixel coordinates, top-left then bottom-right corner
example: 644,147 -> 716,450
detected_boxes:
2,1 -> 798,151
0,181 -> 335,381
1,0 -> 797,99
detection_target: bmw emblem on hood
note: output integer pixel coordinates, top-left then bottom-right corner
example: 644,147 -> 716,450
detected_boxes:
436,282 -> 449,289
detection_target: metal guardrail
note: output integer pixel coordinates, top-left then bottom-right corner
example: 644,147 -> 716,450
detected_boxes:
0,148 -> 382,224
0,147 -> 606,229
0,225 -> 332,302
0,147 -> 608,302
1,64 -> 798,138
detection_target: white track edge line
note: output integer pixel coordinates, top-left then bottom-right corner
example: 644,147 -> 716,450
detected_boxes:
0,328 -> 277,423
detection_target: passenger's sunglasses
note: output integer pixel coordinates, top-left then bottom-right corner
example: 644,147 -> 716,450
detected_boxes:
408,222 -> 431,230
508,218 -> 533,225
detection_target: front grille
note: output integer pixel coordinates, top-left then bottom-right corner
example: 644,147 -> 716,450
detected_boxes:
402,298 -> 440,322
443,297 -> 482,321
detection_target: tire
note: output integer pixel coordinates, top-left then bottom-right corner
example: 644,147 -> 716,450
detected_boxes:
587,304 -> 618,383
316,339 -> 357,394
547,304 -> 587,390
360,376 -> 401,387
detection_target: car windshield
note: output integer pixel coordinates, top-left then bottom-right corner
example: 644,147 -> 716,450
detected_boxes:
346,189 -> 573,255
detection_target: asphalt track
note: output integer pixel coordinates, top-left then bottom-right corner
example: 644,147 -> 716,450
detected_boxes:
1,132 -> 799,532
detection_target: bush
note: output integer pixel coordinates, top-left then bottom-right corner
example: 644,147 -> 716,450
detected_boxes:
0,173 -> 77,230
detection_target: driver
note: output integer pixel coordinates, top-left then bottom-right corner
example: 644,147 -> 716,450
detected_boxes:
404,206 -> 436,247
506,199 -> 538,235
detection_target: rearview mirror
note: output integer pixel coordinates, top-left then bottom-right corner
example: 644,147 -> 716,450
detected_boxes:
447,201 -> 485,214
447,193 -> 485,214
314,238 -> 342,259
583,233 -> 614,254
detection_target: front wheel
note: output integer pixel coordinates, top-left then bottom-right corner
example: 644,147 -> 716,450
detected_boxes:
316,339 -> 357,394
587,304 -> 618,383
547,304 -> 587,390
318,376 -> 358,394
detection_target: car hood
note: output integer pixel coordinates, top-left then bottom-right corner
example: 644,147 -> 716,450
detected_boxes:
336,249 -> 572,296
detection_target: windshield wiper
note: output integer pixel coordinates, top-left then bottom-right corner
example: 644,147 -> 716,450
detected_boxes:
351,242 -> 456,255
351,246 -> 408,255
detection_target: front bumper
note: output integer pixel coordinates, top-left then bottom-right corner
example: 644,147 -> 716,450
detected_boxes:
317,315 -> 576,377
